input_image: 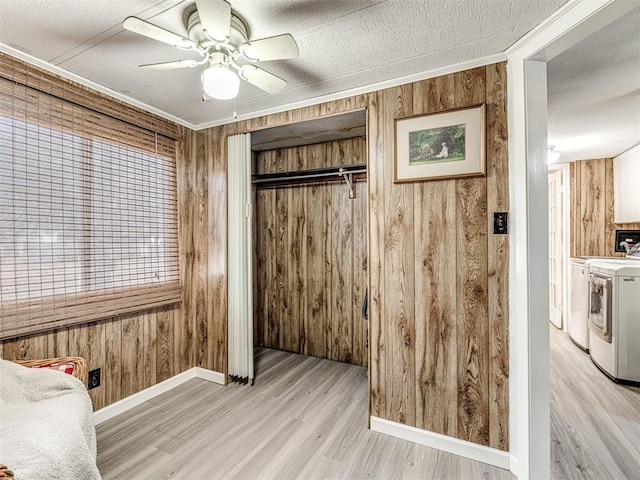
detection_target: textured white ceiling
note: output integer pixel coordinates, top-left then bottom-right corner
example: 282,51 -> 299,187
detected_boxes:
0,0 -> 568,128
547,5 -> 640,162
1,0 -> 636,163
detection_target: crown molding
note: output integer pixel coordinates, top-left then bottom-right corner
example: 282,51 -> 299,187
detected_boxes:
0,42 -> 195,129
506,0 -> 634,61
0,42 -> 507,132
192,52 -> 506,130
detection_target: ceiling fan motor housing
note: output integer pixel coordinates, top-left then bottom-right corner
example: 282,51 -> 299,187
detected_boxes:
186,10 -> 249,54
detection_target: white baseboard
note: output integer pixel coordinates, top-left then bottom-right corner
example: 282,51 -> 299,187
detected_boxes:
192,367 -> 226,385
93,367 -> 225,425
370,416 -> 510,470
510,453 -> 519,476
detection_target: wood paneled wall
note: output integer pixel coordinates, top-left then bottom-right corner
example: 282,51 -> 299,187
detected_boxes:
570,158 -> 640,256
0,56 -> 227,411
1,307 -> 179,411
1,50 -> 510,452
198,63 -> 509,451
254,138 -> 368,366
367,64 -> 509,450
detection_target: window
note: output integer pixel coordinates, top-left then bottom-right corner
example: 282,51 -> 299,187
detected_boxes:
0,78 -> 181,340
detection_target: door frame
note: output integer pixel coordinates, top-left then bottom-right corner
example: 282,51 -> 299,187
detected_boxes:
505,1 -> 635,477
548,166 -> 563,329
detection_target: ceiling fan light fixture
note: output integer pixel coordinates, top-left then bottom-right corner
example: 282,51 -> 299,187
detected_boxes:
202,63 -> 240,100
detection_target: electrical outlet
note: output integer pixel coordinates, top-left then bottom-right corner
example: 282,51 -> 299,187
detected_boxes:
88,368 -> 101,389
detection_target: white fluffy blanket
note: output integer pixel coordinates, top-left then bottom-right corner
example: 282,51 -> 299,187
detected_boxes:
0,359 -> 101,479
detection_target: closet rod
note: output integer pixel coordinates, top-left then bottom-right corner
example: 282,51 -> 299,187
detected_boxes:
251,163 -> 366,185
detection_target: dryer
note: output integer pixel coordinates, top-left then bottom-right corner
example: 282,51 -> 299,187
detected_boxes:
588,259 -> 640,385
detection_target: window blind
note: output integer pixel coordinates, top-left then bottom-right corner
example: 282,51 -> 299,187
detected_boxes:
0,77 -> 181,340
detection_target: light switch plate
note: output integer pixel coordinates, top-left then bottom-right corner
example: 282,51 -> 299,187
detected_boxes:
494,212 -> 508,235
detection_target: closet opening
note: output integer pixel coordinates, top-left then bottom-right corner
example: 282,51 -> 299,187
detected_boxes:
250,110 -> 369,384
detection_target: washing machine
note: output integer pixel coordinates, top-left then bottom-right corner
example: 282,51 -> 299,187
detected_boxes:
569,256 -> 620,351
588,256 -> 640,385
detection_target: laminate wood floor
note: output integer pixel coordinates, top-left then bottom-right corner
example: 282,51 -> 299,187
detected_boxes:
97,348 -> 514,480
97,330 -> 640,479
550,326 -> 640,480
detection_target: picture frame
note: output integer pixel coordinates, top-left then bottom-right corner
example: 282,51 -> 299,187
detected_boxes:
394,103 -> 486,183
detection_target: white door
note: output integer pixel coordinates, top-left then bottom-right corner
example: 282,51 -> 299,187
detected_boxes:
228,133 -> 254,383
548,168 -> 563,328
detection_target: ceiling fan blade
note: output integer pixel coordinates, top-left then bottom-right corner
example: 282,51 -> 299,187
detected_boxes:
240,34 -> 299,62
195,0 -> 231,42
123,17 -> 195,49
140,59 -> 200,70
240,65 -> 287,94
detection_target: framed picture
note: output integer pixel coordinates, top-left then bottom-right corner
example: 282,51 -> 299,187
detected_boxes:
394,103 -> 486,182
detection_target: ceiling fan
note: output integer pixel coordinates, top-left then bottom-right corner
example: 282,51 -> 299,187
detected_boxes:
123,0 -> 299,100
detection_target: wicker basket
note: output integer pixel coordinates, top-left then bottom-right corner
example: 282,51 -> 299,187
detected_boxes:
0,464 -> 15,479
13,357 -> 88,385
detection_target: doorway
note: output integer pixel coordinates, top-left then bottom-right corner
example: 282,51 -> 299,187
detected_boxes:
548,164 -> 569,330
249,111 -> 369,370
508,1 -> 640,477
